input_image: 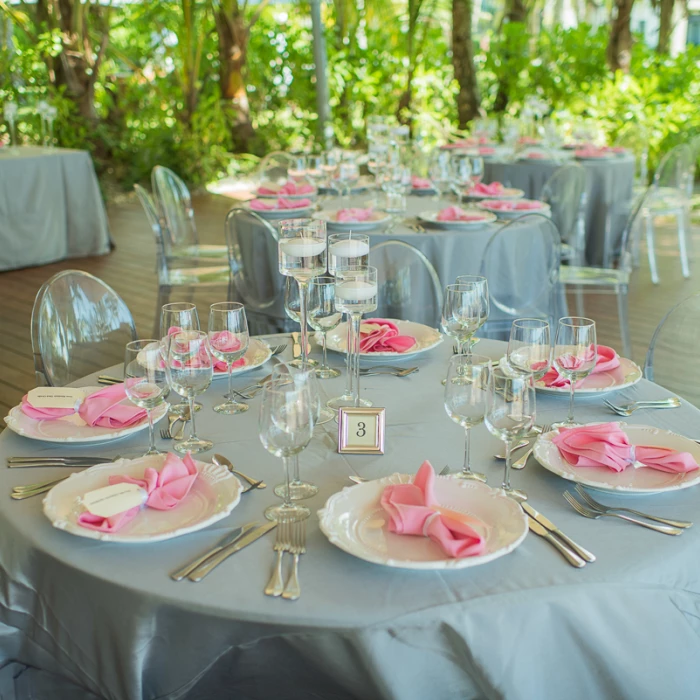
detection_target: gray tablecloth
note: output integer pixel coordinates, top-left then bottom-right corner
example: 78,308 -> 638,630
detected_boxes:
484,151 -> 635,266
1,338 -> 700,700
0,147 -> 111,271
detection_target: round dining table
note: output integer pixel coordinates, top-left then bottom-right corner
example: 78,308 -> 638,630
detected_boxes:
1,337 -> 699,700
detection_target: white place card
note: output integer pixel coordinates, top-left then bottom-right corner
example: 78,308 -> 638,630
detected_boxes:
81,483 -> 148,518
338,407 -> 386,455
27,387 -> 90,410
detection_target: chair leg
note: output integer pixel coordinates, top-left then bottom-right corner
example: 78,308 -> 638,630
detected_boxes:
645,213 -> 659,285
678,207 -> 691,279
154,285 -> 171,337
617,286 -> 631,359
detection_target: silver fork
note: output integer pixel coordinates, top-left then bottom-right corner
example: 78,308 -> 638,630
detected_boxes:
563,491 -> 683,535
264,518 -> 291,597
11,476 -> 71,499
359,367 -> 418,377
574,485 -> 692,529
603,397 -> 681,416
511,424 -> 550,470
282,520 -> 306,600
269,343 -> 288,355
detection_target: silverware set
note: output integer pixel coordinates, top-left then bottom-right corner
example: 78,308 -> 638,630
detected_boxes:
493,424 -> 549,470
160,408 -> 191,440
359,366 -> 418,377
98,375 -> 123,386
603,397 -> 681,416
264,518 -> 306,600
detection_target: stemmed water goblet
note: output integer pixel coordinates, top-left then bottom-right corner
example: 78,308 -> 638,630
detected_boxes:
124,340 -> 169,457
552,317 -> 597,428
260,376 -> 315,522
507,318 -> 551,383
450,153 -> 472,202
334,158 -> 360,198
208,302 -> 249,415
284,278 -> 318,368
289,155 -> 307,181
441,277 -> 489,357
444,354 -> 490,482
334,266 -> 378,408
306,156 -> 325,189
467,156 -> 485,188
308,275 -> 342,379
485,366 -> 536,502
321,151 -> 339,189
165,330 -> 213,454
429,151 -> 452,201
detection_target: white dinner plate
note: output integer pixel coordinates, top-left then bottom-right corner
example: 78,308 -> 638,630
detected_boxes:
575,153 -> 617,161
43,454 -> 242,542
417,210 -> 498,229
3,389 -> 168,444
463,187 -> 525,201
244,203 -> 312,220
212,338 -> 272,380
318,474 -> 528,570
322,319 -> 443,359
254,188 -> 318,200
533,423 -> 700,495
313,210 -> 393,232
318,176 -> 374,195
535,357 -> 642,395
476,200 -> 551,218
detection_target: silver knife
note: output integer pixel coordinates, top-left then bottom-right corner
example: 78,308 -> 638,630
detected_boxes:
522,502 -> 596,562
188,521 -> 277,582
527,517 -> 586,568
170,522 -> 258,581
8,459 -> 114,468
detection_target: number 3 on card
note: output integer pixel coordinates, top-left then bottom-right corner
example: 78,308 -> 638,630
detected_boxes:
338,408 -> 386,455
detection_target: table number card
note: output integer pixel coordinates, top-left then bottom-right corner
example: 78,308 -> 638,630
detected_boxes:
338,408 -> 385,455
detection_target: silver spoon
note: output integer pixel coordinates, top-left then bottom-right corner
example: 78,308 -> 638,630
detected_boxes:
212,454 -> 266,489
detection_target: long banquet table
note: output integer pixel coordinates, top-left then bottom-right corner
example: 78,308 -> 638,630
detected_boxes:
1,337 -> 700,699
0,146 -> 111,271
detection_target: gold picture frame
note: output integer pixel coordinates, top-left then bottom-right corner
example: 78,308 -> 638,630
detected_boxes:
338,407 -> 386,455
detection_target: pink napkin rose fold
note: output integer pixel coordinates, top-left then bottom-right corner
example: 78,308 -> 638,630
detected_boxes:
335,207 -> 375,222
380,461 -> 486,558
257,182 -> 315,196
481,199 -> 543,211
436,206 -> 487,222
359,319 -> 417,353
542,344 -> 619,388
469,182 -> 504,196
411,176 -> 433,189
249,197 -> 310,210
166,327 -> 245,372
552,423 -> 699,474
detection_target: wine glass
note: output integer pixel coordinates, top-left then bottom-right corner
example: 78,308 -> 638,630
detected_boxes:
165,330 -> 213,454
285,278 -> 318,369
485,366 -> 536,501
334,266 -> 378,408
306,156 -> 325,189
208,302 -> 249,415
278,218 -> 327,369
308,275 -> 342,379
429,151 -> 452,200
334,159 -> 360,198
442,277 -> 489,356
382,164 -> 411,213
321,151 -> 339,189
552,317 -> 597,428
124,340 -> 169,456
289,155 -> 307,181
450,153 -> 472,202
468,156 -> 485,187
160,302 -> 201,417
259,378 -> 314,522
444,354 -> 490,482
507,318 -> 551,382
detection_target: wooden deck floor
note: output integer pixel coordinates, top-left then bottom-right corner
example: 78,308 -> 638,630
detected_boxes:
1,193 -> 698,417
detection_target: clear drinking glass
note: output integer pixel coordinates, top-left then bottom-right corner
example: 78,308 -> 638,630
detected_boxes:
444,354 -> 490,482
289,155 -> 307,181
160,302 -> 201,417
552,317 -> 597,428
308,275 -> 342,379
124,340 -> 169,456
485,367 -> 536,501
334,266 -> 378,408
165,330 -> 214,454
507,318 -> 552,382
306,156 -> 325,188
278,218 -> 327,370
441,278 -> 489,357
321,151 -> 339,189
260,378 -> 314,522
208,302 -> 249,415
468,156 -> 485,187
334,160 -> 360,197
450,153 -> 472,202
429,151 -> 452,200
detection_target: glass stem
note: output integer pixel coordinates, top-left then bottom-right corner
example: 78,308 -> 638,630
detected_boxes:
351,312 -> 362,407
462,427 -> 472,475
321,332 -> 328,370
292,454 -> 301,486
188,395 -> 197,440
147,408 -> 156,454
298,280 -> 310,365
503,440 -> 513,491
227,362 -> 234,404
344,314 -> 353,397
568,379 -> 575,424
282,455 -> 293,508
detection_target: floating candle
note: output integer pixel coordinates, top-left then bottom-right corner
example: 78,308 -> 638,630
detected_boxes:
329,240 -> 371,258
335,280 -> 378,301
280,237 -> 326,257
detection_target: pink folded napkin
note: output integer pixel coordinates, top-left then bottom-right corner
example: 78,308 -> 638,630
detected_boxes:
359,319 -> 417,353
20,384 -> 146,429
411,176 -> 433,189
249,197 -> 311,211
78,452 -> 200,532
518,137 -> 541,145
380,461 -> 486,558
469,182 -> 504,196
481,199 -> 543,211
575,148 -> 606,158
478,147 -> 496,155
257,182 -> 315,196
442,139 -> 476,149
335,207 -> 375,222
542,344 -> 619,388
436,206 -> 487,222
208,330 -> 247,372
553,423 -> 699,474
526,152 -> 546,159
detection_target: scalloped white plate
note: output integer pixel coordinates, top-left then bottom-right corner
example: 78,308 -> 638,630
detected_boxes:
476,200 -> 551,218
43,454 -> 242,542
313,210 -> 393,232
463,187 -> 525,201
254,188 -> 318,199
417,210 -> 498,229
244,203 -> 312,220
212,338 -> 272,380
3,389 -> 168,444
321,319 -> 443,359
533,423 -> 700,495
535,357 -> 642,395
318,473 -> 528,569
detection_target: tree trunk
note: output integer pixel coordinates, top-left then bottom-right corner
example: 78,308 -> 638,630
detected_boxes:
607,0 -> 635,72
493,0 -> 529,113
657,0 -> 674,54
452,0 -> 480,128
214,9 -> 254,151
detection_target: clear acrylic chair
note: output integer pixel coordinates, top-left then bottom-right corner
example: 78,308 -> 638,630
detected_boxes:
644,293 -> 700,408
643,144 -> 693,284
370,240 -> 443,327
135,184 -> 232,336
224,207 -> 295,334
479,213 -> 561,337
255,151 -> 293,189
540,163 -> 588,264
31,270 -> 137,387
559,190 -> 648,358
614,123 -> 650,193
150,166 -> 228,261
